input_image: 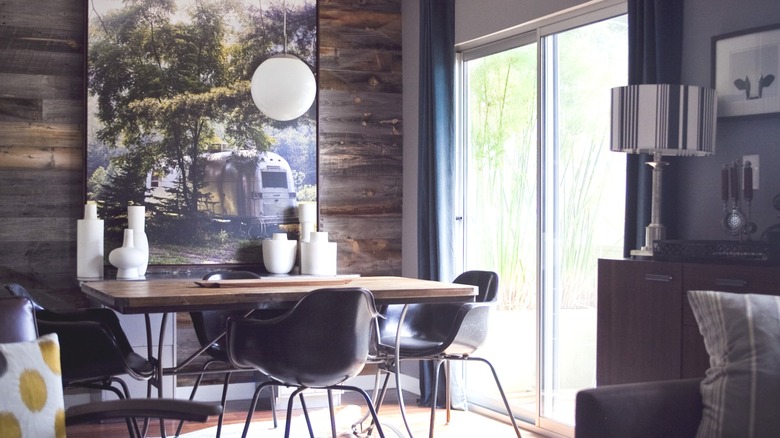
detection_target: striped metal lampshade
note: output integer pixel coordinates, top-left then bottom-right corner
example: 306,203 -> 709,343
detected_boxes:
611,84 -> 717,157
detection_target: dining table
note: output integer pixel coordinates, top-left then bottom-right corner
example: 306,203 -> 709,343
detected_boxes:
80,275 -> 477,438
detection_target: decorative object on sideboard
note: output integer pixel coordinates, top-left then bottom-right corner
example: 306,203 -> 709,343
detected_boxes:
127,204 -> 149,277
108,229 -> 146,279
77,201 -> 104,279
262,233 -> 297,274
611,84 -> 718,257
300,231 -> 337,276
298,201 -> 317,243
250,0 -> 316,121
721,159 -> 757,239
712,24 -> 780,119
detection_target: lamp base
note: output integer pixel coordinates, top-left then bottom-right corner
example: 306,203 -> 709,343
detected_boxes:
630,247 -> 654,258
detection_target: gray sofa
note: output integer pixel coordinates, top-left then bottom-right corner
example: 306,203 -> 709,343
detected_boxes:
575,378 -> 703,438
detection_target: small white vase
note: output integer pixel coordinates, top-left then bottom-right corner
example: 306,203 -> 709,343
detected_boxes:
127,205 -> 149,276
301,231 -> 337,275
263,233 -> 297,274
109,229 -> 146,279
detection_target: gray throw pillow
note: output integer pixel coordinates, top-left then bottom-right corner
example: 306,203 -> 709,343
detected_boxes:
687,290 -> 780,438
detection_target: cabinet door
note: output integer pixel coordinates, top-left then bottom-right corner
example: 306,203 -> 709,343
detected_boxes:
597,259 -> 683,385
681,263 -> 780,378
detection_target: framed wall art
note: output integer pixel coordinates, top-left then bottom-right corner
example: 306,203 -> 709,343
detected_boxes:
85,0 -> 317,267
712,24 -> 780,119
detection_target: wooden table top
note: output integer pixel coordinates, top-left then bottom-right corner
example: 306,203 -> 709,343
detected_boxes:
80,276 -> 477,314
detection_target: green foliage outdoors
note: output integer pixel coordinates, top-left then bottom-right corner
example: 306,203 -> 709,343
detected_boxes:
466,17 -> 627,310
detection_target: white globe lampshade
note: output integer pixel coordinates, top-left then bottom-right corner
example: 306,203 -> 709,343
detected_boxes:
250,54 -> 316,121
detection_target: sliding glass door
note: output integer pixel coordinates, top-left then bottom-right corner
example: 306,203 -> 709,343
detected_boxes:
458,5 -> 627,435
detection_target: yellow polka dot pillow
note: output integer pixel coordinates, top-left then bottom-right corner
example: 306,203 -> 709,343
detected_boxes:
0,333 -> 65,438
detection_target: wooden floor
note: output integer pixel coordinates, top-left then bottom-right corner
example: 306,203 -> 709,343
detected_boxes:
65,390 -> 545,437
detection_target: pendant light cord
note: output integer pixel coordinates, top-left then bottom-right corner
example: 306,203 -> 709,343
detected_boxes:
283,0 -> 287,54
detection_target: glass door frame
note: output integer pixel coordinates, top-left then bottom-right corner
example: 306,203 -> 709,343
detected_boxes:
455,2 -> 627,436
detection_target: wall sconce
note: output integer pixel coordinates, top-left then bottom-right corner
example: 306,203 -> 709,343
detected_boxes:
611,84 -> 718,257
250,1 -> 316,121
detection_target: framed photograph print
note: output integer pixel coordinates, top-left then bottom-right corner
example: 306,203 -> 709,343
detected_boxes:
85,0 -> 317,267
712,24 -> 780,119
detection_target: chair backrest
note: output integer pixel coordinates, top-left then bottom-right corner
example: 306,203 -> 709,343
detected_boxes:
4,283 -> 45,311
377,271 -> 499,356
227,287 -> 379,388
453,270 -> 499,303
0,296 -> 39,343
378,271 -> 499,338
191,271 -> 263,356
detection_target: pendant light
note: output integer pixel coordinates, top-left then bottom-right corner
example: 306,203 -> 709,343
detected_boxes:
250,0 -> 316,121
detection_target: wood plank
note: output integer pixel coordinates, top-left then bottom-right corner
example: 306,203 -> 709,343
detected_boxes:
0,169 -> 83,217
318,132 -> 402,156
43,99 -> 85,123
0,25 -> 83,52
0,73 -> 83,100
0,218 -> 76,242
0,97 -> 42,122
319,69 -> 402,94
319,48 -> 402,74
0,121 -> 83,147
0,145 -> 83,170
0,49 -> 84,76
0,0 -> 83,32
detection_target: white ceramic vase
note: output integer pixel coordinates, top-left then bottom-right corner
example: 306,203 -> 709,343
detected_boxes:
301,231 -> 337,275
109,229 -> 146,279
76,202 -> 104,278
262,233 -> 298,274
127,205 -> 149,276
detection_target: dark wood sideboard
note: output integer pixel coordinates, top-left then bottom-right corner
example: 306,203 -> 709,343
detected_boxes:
597,258 -> 780,386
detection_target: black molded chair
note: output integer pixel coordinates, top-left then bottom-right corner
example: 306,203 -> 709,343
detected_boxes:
0,295 -> 221,438
374,271 -> 522,438
3,283 -> 155,400
226,287 -> 386,438
176,270 -> 278,438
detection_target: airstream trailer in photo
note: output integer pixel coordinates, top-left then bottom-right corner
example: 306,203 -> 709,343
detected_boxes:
147,150 -> 298,227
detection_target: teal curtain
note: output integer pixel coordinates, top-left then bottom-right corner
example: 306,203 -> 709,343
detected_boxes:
416,0 -> 462,410
417,0 -> 456,282
624,0 -> 684,256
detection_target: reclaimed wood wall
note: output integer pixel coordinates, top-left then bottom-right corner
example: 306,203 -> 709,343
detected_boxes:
0,0 -> 402,308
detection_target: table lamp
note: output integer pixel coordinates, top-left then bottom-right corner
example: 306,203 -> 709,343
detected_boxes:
611,84 -> 717,257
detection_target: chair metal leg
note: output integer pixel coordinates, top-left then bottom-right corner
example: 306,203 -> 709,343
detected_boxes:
216,371 -> 232,438
445,360 -> 451,424
429,359 -> 445,438
469,357 -> 522,438
352,365 -> 391,436
283,387 -> 314,438
241,380 -> 276,438
339,384 -> 386,438
174,359 -> 221,437
327,389 -> 338,438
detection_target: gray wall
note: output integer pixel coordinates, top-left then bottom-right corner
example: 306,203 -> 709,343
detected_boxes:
678,0 -> 780,240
